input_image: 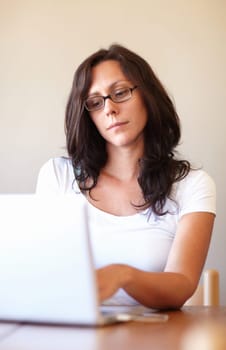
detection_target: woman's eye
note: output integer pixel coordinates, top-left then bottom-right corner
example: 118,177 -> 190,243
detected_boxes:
92,99 -> 102,107
114,88 -> 129,99
87,98 -> 102,109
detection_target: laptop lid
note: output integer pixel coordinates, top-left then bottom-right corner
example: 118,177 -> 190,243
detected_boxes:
0,194 -> 103,325
0,194 -> 168,326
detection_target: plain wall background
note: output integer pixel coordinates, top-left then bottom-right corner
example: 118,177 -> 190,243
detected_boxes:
1,0 -> 226,303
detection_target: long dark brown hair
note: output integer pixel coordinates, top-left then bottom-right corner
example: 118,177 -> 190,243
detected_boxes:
65,44 -> 190,215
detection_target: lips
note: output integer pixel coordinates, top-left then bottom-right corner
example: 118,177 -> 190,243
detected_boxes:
107,121 -> 129,130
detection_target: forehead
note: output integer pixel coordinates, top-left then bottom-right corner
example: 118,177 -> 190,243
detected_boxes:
89,60 -> 130,93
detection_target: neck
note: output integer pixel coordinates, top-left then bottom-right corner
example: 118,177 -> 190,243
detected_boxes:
103,143 -> 144,181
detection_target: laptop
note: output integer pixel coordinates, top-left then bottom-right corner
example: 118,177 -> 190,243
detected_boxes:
0,194 -> 168,326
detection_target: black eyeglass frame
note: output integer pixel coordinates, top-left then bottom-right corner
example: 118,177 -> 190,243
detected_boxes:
84,86 -> 138,112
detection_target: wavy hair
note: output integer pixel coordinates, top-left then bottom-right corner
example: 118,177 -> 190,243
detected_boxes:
65,44 -> 190,215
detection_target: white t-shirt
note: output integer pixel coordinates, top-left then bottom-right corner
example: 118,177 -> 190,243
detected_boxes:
36,157 -> 216,305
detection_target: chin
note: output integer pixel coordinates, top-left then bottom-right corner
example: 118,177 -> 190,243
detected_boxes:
109,134 -> 144,148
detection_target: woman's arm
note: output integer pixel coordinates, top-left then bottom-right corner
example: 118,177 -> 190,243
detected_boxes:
97,212 -> 215,309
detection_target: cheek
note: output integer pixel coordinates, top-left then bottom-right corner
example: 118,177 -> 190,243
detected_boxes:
134,104 -> 148,127
133,96 -> 148,119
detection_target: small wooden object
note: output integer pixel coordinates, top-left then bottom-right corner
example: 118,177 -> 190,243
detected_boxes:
203,269 -> 219,306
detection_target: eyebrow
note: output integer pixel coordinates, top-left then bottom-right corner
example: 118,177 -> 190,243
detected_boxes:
87,80 -> 131,97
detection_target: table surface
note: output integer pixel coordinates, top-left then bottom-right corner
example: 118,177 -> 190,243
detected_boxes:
0,306 -> 226,350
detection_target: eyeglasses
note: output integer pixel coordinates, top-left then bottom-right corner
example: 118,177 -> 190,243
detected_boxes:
84,86 -> 138,112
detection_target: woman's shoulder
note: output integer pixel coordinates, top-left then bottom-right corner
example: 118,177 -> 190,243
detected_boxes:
36,156 -> 76,194
41,156 -> 73,171
172,168 -> 216,216
178,168 -> 215,190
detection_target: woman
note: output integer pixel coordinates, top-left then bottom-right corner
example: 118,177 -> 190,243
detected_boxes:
36,44 -> 216,309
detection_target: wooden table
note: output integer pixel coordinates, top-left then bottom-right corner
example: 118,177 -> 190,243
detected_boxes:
0,306 -> 226,350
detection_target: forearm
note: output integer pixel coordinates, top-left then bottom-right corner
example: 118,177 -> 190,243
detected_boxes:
119,265 -> 195,309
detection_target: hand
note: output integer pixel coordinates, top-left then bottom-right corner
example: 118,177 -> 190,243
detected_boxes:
96,264 -> 131,302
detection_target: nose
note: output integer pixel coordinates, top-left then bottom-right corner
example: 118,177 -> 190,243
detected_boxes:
104,96 -> 118,117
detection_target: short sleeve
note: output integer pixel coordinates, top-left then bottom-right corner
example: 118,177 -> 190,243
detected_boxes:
36,157 -> 76,194
177,170 -> 216,218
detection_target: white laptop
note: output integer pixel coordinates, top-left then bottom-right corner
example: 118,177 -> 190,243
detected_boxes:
0,194 -> 168,326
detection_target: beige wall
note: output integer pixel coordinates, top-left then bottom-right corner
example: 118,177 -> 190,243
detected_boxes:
1,0 -> 226,303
